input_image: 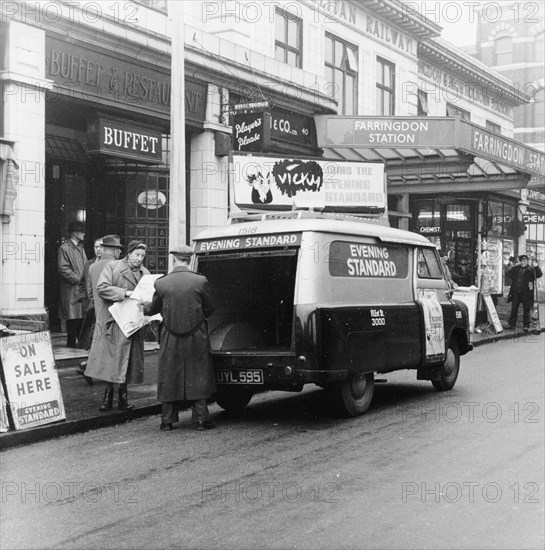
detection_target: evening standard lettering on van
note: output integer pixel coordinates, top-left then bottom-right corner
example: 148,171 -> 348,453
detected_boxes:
329,241 -> 409,278
196,233 -> 301,252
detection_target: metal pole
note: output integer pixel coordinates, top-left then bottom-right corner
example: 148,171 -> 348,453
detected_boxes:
169,1 -> 186,262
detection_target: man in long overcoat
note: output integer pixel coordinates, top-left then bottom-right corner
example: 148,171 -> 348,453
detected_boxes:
143,244 -> 216,431
57,221 -> 88,347
506,254 -> 542,331
86,240 -> 150,411
77,238 -> 103,353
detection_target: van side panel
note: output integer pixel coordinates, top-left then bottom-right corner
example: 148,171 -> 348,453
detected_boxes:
317,306 -> 422,374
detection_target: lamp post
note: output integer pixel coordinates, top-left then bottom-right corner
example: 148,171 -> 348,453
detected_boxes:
168,0 -> 186,260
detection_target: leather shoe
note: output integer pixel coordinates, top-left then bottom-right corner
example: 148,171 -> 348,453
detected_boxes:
160,422 -> 173,431
196,420 -> 216,431
503,325 -> 515,330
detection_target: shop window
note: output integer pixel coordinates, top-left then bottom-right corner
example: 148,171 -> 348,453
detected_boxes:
446,103 -> 470,120
275,8 -> 302,68
525,211 -> 545,242
446,204 -> 470,223
417,89 -> 429,116
376,57 -> 395,115
487,201 -> 515,236
416,201 -> 440,228
485,120 -> 501,134
495,35 -> 513,65
325,34 -> 358,115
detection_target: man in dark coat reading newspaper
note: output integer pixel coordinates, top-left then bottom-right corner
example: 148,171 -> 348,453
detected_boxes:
143,244 -> 216,432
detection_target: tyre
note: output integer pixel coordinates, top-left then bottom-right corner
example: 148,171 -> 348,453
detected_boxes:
432,339 -> 460,391
330,372 -> 374,417
214,387 -> 253,413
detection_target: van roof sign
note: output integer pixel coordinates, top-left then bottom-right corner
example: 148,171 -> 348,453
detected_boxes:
195,233 -> 302,253
231,153 -> 386,212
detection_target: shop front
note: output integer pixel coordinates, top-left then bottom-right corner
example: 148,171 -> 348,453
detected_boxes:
315,115 -> 545,295
42,35 -> 208,331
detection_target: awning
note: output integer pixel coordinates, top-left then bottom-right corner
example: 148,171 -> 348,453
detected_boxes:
315,116 -> 545,194
45,135 -> 88,163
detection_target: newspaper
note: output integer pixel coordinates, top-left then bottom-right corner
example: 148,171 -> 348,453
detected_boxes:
109,274 -> 163,338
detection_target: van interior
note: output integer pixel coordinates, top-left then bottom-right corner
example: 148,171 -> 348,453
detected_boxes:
197,250 -> 298,352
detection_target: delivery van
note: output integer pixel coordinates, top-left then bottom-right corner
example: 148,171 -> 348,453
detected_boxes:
193,211 -> 472,417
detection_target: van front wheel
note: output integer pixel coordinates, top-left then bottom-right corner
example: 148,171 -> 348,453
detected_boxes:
331,373 -> 374,417
214,387 -> 253,413
432,340 -> 460,391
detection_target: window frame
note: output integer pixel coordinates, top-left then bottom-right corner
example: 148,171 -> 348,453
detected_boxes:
376,57 -> 395,115
417,247 -> 444,280
417,89 -> 429,116
324,33 -> 358,115
485,120 -> 502,134
275,7 -> 303,68
495,35 -> 513,65
446,103 -> 470,120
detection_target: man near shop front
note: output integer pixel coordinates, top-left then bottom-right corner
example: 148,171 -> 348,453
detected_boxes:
142,244 -> 216,432
506,255 -> 542,331
79,235 -> 122,382
57,221 -> 88,348
85,239 -> 149,411
77,238 -> 103,354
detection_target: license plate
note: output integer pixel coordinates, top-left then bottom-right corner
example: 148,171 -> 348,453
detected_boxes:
216,370 -> 264,384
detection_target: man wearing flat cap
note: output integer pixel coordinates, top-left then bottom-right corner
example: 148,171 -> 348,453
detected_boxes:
57,221 -> 88,347
86,239 -> 150,411
143,244 -> 216,431
506,254 -> 542,331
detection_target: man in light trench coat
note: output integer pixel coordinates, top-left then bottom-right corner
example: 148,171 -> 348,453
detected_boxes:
142,244 -> 216,431
85,240 -> 150,411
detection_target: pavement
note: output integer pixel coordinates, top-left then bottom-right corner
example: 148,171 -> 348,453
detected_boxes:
1,300 -> 543,450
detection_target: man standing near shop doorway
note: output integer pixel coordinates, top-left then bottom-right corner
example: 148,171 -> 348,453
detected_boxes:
506,255 -> 542,331
57,221 -> 88,348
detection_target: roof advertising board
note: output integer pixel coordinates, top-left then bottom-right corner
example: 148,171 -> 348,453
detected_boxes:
231,153 -> 385,211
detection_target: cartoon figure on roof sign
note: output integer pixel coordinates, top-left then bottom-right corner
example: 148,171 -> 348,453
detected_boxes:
273,159 -> 323,198
246,166 -> 273,204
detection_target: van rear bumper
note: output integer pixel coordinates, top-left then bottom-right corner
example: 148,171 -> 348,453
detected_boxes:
212,352 -> 347,387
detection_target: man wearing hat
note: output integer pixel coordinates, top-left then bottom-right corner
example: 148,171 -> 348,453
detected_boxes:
506,254 -> 542,331
142,244 -> 216,431
57,221 -> 88,347
78,235 -> 123,382
76,238 -> 103,354
85,239 -> 150,411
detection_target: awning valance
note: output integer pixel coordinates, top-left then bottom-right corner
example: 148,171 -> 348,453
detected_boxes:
315,116 -> 544,194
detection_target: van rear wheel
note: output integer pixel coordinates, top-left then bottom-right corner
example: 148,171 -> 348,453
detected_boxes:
214,387 -> 253,413
331,373 -> 374,417
432,340 -> 460,391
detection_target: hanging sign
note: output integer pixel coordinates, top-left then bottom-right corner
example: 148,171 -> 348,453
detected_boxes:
232,153 -> 385,211
0,331 -> 65,430
87,116 -> 163,163
232,111 -> 271,152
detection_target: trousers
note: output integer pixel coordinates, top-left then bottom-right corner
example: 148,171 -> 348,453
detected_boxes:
161,399 -> 210,424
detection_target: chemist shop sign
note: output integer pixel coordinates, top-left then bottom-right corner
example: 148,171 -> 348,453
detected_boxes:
0,332 -> 65,430
88,116 -> 162,163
